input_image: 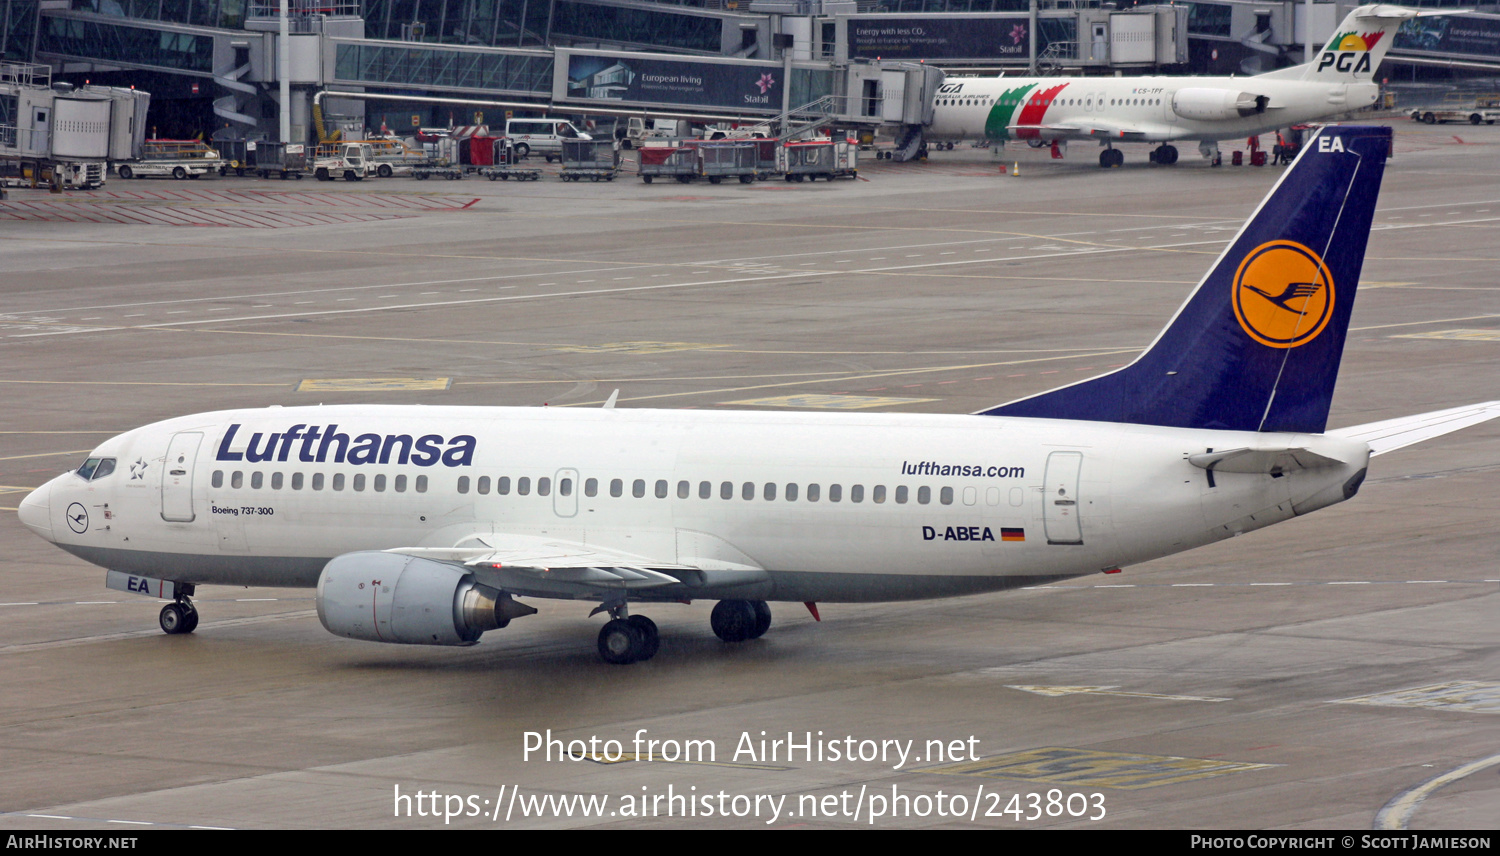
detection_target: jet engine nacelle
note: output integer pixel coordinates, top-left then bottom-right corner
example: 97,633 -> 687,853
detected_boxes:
1171,88 -> 1269,121
316,551 -> 535,645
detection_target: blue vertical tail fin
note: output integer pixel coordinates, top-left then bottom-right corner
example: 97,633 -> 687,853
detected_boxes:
982,125 -> 1391,433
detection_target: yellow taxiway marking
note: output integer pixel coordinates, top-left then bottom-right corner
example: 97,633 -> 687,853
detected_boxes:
725,394 -> 938,409
1005,685 -> 1231,702
1333,680 -> 1500,714
296,377 -> 452,392
0,450 -> 90,462
1392,328 -> 1500,342
926,747 -> 1276,790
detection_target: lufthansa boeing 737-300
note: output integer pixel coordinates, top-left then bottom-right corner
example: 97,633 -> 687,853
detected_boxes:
918,4 -> 1435,168
18,125 -> 1500,664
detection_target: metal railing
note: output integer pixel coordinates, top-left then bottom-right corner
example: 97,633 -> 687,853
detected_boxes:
0,62 -> 51,88
247,0 -> 361,18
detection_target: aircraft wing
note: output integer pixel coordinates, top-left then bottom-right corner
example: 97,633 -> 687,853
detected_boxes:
1009,119 -> 1177,143
1327,401 -> 1500,457
387,535 -> 768,599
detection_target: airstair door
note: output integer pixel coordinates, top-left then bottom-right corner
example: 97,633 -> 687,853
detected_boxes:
161,432 -> 202,522
1042,451 -> 1083,545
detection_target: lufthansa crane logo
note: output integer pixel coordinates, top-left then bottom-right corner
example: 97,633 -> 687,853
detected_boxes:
1232,240 -> 1335,349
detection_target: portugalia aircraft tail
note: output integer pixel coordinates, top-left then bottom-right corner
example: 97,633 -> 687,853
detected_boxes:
982,124 -> 1391,434
1298,5 -> 1415,84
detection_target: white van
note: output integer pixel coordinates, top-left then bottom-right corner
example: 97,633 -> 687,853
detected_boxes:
505,119 -> 591,162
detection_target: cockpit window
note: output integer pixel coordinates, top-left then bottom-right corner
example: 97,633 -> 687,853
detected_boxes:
76,457 -> 116,480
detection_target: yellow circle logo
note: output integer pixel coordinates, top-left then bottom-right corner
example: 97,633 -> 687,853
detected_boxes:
1232,241 -> 1335,349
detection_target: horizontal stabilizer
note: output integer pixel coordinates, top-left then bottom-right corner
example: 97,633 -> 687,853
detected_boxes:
1328,401 -> 1500,456
1189,446 -> 1345,474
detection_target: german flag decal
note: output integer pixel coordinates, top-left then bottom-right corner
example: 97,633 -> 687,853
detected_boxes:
1001,528 -> 1026,542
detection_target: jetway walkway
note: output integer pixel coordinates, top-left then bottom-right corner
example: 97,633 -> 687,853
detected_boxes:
36,9 -> 940,138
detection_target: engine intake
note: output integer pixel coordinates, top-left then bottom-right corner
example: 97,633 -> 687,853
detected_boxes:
1172,88 -> 1269,121
316,551 -> 536,645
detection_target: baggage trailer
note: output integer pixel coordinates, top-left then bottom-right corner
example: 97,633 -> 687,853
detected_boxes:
780,139 -> 858,182
412,163 -> 464,180
119,139 -> 224,180
638,142 -> 698,184
560,138 -> 618,182
251,142 -> 307,179
696,140 -> 757,184
752,138 -> 778,180
478,138 -> 541,181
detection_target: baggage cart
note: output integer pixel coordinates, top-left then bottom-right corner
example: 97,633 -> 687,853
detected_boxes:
251,141 -> 307,179
696,140 -> 757,184
779,139 -> 858,182
412,163 -> 464,180
637,143 -> 697,184
560,138 -> 619,182
477,138 -> 541,181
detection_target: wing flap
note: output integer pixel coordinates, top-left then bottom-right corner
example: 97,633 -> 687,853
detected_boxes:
1328,401 -> 1500,456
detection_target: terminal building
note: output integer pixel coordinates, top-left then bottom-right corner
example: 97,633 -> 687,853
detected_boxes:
1,0 -> 1498,147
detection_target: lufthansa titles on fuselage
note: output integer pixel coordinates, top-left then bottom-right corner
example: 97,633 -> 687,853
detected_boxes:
215,423 -> 476,467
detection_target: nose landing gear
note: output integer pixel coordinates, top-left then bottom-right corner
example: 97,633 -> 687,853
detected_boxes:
158,586 -> 198,635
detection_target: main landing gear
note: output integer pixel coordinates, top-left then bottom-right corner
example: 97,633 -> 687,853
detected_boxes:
1099,146 -> 1125,168
594,598 -> 774,664
158,585 -> 198,635
1149,144 -> 1179,165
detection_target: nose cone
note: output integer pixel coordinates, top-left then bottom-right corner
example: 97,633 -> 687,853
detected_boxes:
18,479 -> 54,541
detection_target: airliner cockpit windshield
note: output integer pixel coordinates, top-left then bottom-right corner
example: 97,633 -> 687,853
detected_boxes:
76,457 -> 116,480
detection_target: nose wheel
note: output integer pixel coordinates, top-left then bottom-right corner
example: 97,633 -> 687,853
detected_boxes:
159,599 -> 198,635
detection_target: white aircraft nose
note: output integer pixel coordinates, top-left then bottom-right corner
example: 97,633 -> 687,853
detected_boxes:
17,479 -> 53,541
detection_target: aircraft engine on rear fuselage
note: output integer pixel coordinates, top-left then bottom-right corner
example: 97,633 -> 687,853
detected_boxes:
1171,88 -> 1269,121
316,551 -> 535,645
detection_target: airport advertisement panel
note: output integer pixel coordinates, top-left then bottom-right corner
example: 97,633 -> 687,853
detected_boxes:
847,16 -> 1031,61
564,53 -> 785,111
1395,14 -> 1500,59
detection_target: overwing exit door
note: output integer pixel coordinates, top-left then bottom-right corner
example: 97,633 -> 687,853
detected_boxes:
1043,451 -> 1083,545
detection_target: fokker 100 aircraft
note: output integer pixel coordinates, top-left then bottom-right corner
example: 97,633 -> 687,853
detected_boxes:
19,125 -> 1500,664
921,4 -> 1428,168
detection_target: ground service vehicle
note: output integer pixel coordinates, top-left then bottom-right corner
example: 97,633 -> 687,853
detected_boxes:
119,140 -> 224,180
314,143 -> 373,181
506,118 -> 591,161
1410,92 -> 1500,125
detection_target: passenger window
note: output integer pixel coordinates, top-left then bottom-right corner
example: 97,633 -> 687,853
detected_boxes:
333,473 -> 345,491
986,487 -> 1000,506
785,483 -> 798,501
873,485 -> 886,504
374,474 -> 386,492
458,476 -> 470,494
721,481 -> 733,500
963,486 -> 977,506
763,482 -> 776,501
829,484 -> 842,502
313,473 -> 325,491
677,480 -> 690,499
896,485 -> 908,504
395,474 -> 407,492
538,477 -> 551,496
415,475 -> 427,493
560,477 -> 573,497
918,486 -> 931,504
353,474 -> 365,492
633,479 -> 646,498
699,481 -> 711,499
742,482 -> 754,500
941,486 -> 954,505
271,472 -> 283,490
212,470 -> 224,488
518,477 -> 531,496
251,472 -> 264,489
655,479 -> 667,499
850,485 -> 863,503
478,476 -> 491,495
611,478 -> 623,497
292,472 -> 304,490
232,471 -> 243,489
498,476 -> 511,495
807,483 -> 820,502
585,477 -> 598,497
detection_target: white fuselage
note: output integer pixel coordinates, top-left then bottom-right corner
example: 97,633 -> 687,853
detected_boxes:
21,404 -> 1370,602
927,75 -> 1378,145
